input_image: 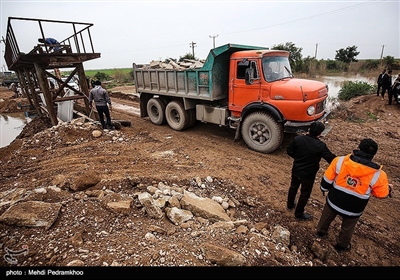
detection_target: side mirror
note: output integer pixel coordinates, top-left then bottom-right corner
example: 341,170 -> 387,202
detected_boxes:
245,68 -> 254,85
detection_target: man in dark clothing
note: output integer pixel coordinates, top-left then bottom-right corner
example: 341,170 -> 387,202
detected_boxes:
380,70 -> 392,101
286,121 -> 336,220
89,80 -> 112,129
376,69 -> 386,96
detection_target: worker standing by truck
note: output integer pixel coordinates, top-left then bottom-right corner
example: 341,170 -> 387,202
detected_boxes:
89,80 -> 113,130
286,121 -> 336,220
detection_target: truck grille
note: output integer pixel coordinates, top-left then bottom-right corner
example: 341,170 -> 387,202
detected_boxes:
316,99 -> 326,114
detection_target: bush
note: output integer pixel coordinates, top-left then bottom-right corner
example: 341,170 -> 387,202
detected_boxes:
325,59 -> 349,72
362,60 -> 380,71
337,80 -> 374,101
93,72 -> 111,82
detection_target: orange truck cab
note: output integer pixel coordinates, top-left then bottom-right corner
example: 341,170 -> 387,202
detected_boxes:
134,43 -> 329,154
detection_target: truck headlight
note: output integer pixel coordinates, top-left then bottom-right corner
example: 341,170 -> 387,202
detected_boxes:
307,105 -> 316,116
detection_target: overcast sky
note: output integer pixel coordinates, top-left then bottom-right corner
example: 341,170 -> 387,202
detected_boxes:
1,0 -> 399,70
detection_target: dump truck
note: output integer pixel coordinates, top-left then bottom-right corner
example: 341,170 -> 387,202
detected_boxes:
133,43 -> 330,154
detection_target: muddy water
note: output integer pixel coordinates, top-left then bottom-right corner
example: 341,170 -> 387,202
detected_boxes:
0,112 -> 31,148
311,74 -> 376,111
0,75 -> 377,148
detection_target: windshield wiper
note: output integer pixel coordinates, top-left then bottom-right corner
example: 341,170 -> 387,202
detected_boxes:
284,66 -> 293,78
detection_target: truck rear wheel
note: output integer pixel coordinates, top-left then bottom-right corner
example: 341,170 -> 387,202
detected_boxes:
147,98 -> 166,125
241,112 -> 283,154
165,100 -> 190,131
187,108 -> 197,129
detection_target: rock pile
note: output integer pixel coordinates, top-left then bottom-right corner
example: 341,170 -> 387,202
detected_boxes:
136,58 -> 205,70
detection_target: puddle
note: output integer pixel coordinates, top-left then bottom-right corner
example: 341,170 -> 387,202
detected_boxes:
0,112 -> 32,148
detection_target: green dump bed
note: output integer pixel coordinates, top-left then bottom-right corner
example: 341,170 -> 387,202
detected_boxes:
133,43 -> 266,101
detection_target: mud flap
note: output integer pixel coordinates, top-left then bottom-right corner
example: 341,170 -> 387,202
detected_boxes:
234,124 -> 242,142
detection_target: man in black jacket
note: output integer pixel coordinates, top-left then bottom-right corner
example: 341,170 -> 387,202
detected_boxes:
380,69 -> 392,101
286,122 -> 336,220
376,69 -> 386,96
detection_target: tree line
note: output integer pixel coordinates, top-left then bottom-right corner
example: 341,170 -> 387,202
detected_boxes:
271,42 -> 398,75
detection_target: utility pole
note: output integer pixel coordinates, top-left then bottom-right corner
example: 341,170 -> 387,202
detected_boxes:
189,41 -> 197,58
209,34 -> 218,49
314,43 -> 318,59
380,45 -> 385,60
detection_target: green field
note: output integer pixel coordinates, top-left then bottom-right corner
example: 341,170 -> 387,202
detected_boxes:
84,68 -> 132,77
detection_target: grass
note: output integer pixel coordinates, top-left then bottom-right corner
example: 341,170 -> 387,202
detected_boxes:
84,68 -> 132,77
366,111 -> 378,121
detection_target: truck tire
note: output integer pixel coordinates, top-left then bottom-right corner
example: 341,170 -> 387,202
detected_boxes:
147,98 -> 166,125
241,112 -> 283,154
165,100 -> 190,131
187,108 -> 197,129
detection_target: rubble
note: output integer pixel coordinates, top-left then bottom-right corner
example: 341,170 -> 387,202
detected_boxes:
138,58 -> 205,70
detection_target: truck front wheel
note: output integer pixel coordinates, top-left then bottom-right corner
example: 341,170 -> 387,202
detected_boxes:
147,98 -> 167,125
241,112 -> 283,154
165,100 -> 190,131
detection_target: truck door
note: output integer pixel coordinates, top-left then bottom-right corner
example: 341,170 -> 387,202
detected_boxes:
229,59 -> 261,110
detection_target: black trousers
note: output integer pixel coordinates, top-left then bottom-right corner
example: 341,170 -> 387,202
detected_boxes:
381,85 -> 391,99
287,174 -> 315,217
376,83 -> 383,96
388,89 -> 398,105
96,105 -> 112,128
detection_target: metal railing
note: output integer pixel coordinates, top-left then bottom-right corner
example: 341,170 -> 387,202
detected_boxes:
4,17 -> 97,69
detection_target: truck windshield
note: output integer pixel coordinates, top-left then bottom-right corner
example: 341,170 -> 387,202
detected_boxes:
262,56 -> 292,82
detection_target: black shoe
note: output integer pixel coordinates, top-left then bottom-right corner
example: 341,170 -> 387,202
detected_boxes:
317,231 -> 326,237
295,213 -> 312,220
287,203 -> 296,210
334,244 -> 351,252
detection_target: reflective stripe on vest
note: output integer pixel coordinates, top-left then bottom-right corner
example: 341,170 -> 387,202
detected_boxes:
329,156 -> 381,216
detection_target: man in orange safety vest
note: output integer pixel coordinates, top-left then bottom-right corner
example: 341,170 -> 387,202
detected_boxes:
316,138 -> 393,252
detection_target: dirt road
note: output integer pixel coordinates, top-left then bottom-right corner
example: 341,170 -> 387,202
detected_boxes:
0,85 -> 399,273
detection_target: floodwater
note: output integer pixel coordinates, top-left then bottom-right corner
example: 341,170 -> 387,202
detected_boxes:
0,74 -> 377,148
311,74 -> 375,111
0,112 -> 32,148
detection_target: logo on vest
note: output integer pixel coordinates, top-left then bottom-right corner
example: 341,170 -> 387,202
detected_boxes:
345,175 -> 359,188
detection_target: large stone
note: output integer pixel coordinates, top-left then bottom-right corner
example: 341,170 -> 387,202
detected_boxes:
201,242 -> 246,266
180,191 -> 230,222
70,171 -> 101,191
0,201 -> 61,230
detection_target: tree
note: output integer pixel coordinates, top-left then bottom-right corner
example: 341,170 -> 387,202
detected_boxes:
334,45 -> 359,63
382,55 -> 395,69
271,42 -> 303,72
179,52 -> 196,62
93,71 -> 111,82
